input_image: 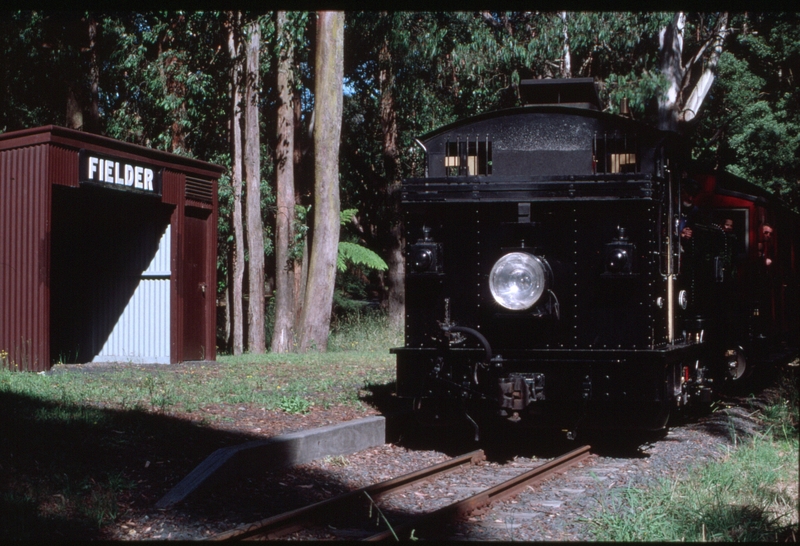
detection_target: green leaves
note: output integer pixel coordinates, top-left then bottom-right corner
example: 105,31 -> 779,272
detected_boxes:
337,241 -> 388,273
693,13 -> 800,208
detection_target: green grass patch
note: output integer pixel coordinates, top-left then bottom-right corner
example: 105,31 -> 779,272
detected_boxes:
0,339 -> 397,419
328,309 -> 403,353
0,315 -> 401,539
590,369 -> 799,542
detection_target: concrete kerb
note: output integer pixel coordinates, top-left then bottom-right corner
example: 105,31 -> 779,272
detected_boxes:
155,415 -> 386,509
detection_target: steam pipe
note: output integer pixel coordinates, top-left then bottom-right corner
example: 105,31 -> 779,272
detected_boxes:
444,325 -> 493,362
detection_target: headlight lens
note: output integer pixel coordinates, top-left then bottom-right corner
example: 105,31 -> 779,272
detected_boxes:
489,252 -> 548,310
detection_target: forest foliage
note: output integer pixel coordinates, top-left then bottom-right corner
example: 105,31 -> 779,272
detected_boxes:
2,11 -> 798,352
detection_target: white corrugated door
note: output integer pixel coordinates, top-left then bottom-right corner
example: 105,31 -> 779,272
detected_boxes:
93,224 -> 171,364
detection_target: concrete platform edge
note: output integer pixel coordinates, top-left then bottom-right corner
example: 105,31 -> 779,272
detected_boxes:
155,415 -> 385,509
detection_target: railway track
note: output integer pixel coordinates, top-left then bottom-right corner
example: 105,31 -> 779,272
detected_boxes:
210,445 -> 591,541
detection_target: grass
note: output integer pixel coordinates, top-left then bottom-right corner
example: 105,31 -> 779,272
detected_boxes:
0,313 -> 401,540
590,366 -> 799,542
0,313 -> 400,419
3,312 -> 796,541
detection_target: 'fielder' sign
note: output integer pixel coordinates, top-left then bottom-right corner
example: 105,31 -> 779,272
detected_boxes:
79,150 -> 163,196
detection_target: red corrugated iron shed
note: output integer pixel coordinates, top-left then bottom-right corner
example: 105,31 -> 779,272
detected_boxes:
0,125 -> 224,371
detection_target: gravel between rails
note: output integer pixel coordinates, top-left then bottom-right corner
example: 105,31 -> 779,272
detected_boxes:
105,401 -> 770,541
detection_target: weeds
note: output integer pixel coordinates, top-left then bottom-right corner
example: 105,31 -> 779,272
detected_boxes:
327,309 -> 402,353
277,395 -> 312,414
323,455 -> 349,467
590,371 -> 799,541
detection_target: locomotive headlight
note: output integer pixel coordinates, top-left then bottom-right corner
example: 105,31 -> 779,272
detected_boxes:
489,252 -> 548,310
605,248 -> 629,273
411,247 -> 433,272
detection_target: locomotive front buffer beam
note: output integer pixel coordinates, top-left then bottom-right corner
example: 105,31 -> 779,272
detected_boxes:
393,343 -> 710,435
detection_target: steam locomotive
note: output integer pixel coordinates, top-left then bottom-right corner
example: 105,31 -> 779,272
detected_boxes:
391,78 -> 799,439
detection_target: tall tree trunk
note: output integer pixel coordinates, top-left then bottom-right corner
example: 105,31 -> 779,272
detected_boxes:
560,12 -> 572,78
658,12 -> 730,132
292,85 -> 308,329
156,15 -> 190,153
272,11 -> 296,353
297,11 -> 343,352
378,36 -> 404,330
86,15 -> 100,133
66,85 -> 84,130
680,13 -> 728,125
228,11 -> 245,355
244,19 -> 266,353
658,12 -> 686,132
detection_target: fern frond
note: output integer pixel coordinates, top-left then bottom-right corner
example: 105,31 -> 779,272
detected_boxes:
338,241 -> 388,272
340,208 -> 358,225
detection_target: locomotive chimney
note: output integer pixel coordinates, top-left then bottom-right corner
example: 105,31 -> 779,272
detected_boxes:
619,97 -> 632,119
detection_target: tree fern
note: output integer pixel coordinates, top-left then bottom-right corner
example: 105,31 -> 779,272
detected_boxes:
337,209 -> 388,273
337,241 -> 388,272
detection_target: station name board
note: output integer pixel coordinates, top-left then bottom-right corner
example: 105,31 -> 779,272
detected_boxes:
79,150 -> 162,196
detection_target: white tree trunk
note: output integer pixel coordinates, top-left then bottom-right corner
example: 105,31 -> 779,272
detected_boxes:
561,12 -> 572,78
227,12 -> 245,355
272,11 -> 297,353
659,12 -> 730,132
658,12 -> 685,132
297,11 -> 344,352
680,13 -> 728,124
244,19 -> 266,353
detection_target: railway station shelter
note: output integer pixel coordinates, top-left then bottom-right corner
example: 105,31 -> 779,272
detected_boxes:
0,126 -> 224,371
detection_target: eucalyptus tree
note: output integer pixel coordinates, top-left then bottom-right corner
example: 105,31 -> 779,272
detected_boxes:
446,12 -> 672,118
101,12 -> 231,157
271,10 -> 298,353
226,11 -> 246,355
657,12 -> 731,132
297,11 -> 344,352
1,11 -> 102,133
343,12 -> 459,328
693,12 -> 800,208
242,18 -> 267,353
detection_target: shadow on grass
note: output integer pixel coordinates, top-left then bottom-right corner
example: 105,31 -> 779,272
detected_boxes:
698,503 -> 797,542
0,389 -> 331,539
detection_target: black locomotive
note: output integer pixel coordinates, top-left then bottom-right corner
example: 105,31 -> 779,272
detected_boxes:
391,78 -> 799,439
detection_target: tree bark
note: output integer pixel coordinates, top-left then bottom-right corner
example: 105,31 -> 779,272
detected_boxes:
272,11 -> 297,353
297,11 -> 343,352
244,19 -> 266,353
157,15 -> 189,153
560,12 -> 572,78
227,12 -> 245,355
378,36 -> 405,330
66,85 -> 84,130
658,12 -> 685,132
86,15 -> 100,133
658,12 -> 730,132
292,85 -> 308,329
679,13 -> 728,125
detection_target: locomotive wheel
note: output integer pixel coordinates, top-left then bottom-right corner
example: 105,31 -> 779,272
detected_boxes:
725,347 -> 748,381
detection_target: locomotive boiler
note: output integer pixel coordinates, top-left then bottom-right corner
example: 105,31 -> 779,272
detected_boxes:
391,78 -> 799,439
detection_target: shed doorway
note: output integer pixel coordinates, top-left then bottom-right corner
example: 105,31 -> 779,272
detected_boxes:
182,208 -> 211,361
50,185 -> 174,364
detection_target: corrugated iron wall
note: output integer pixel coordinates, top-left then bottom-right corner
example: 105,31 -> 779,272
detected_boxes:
93,224 -> 172,364
1,127 -> 223,371
0,145 -> 51,371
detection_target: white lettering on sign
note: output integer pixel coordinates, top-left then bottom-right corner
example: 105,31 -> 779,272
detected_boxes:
80,151 -> 158,193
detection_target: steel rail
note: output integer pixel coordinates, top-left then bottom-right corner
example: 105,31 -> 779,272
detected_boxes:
209,449 -> 486,541
362,444 -> 592,541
